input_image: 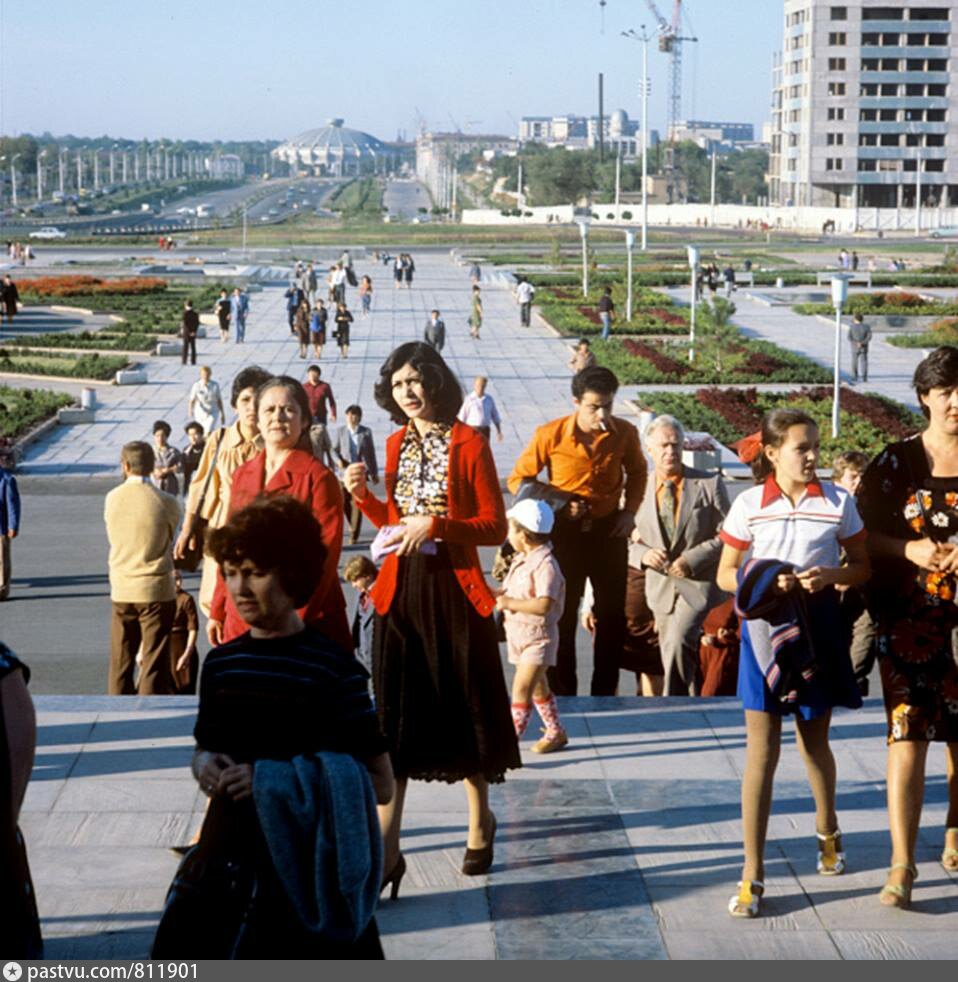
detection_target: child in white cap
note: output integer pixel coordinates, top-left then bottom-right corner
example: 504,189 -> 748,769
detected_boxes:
496,499 -> 568,753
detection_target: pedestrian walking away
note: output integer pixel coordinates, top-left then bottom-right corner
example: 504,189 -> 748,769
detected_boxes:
515,278 -> 535,327
1,275 -> 20,326
508,365 -> 647,696
213,288 -> 231,343
469,285 -> 483,339
849,313 -> 872,383
469,262 -> 482,285
717,409 -> 867,918
423,309 -> 445,352
181,299 -> 200,365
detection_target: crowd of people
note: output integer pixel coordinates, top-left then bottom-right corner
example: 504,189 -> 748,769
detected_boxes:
7,259 -> 958,955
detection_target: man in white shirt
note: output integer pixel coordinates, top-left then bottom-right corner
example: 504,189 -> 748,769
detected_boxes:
457,376 -> 503,442
187,366 -> 225,436
515,278 -> 536,327
331,263 -> 347,305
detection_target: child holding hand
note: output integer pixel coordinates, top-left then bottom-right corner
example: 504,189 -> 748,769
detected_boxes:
497,500 -> 568,754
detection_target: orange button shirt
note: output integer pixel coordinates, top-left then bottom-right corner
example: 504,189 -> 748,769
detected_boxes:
508,414 -> 647,519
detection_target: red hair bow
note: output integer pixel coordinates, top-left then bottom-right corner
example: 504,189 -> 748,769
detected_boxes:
732,430 -> 763,465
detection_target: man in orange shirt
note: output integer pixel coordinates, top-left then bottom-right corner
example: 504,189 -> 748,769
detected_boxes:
509,366 -> 646,695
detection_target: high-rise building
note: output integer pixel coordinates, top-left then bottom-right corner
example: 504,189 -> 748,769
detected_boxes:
769,2 -> 957,209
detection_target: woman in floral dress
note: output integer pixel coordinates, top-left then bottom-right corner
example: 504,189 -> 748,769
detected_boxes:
858,346 -> 958,908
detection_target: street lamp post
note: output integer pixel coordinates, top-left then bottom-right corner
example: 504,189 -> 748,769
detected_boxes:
93,148 -> 100,190
75,151 -> 83,193
830,276 -> 849,438
625,229 -> 635,321
58,149 -> 67,196
9,154 -> 21,209
36,150 -> 47,201
687,245 -> 700,363
622,26 -> 653,251
577,217 -> 591,298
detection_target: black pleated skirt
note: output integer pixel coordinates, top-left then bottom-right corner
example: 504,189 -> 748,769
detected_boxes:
373,546 -> 521,783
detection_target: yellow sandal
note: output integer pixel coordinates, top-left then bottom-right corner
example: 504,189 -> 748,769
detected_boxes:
816,829 -> 846,876
942,828 -> 958,873
728,879 -> 764,918
879,864 -> 917,909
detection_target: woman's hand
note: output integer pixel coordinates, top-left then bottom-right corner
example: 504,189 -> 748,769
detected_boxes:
194,751 -> 234,797
207,618 -> 224,646
795,566 -> 834,593
173,526 -> 195,561
219,763 -> 254,801
343,463 -> 368,500
936,542 -> 958,574
396,516 -> 434,557
905,537 -> 946,571
774,572 -> 798,594
175,647 -> 195,673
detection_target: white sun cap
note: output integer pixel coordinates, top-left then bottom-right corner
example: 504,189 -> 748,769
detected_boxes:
506,498 -> 555,535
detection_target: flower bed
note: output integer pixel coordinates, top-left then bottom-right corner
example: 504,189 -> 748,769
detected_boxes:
0,385 -> 75,441
537,283 -> 690,337
593,337 -> 830,385
794,292 -> 958,317
636,387 -> 923,466
18,276 -> 168,298
0,349 -> 130,381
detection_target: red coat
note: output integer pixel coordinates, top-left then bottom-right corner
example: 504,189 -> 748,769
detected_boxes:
357,421 -> 507,617
210,448 -> 351,650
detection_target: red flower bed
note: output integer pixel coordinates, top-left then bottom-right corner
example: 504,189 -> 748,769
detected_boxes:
550,288 -> 577,300
577,306 -> 602,325
799,386 -> 917,439
623,339 -> 689,376
743,350 -> 786,374
19,276 -> 168,297
645,308 -> 686,327
695,387 -> 763,434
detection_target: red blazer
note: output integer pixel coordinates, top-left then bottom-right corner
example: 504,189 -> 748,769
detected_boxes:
210,448 -> 351,650
357,421 -> 507,617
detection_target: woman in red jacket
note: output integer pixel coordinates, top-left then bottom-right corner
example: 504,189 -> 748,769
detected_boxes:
208,376 -> 350,652
344,342 -> 519,894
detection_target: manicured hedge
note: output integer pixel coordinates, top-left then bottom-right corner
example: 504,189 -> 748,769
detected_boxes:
0,385 -> 75,441
3,331 -> 157,352
795,292 -> 958,317
0,350 -> 129,380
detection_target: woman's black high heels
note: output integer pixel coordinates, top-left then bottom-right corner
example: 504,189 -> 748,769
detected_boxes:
462,812 -> 497,876
380,853 -> 407,900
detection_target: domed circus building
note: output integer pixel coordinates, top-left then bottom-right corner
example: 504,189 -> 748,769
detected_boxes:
271,118 -> 407,177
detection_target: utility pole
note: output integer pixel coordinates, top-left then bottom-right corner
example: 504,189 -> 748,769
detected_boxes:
915,142 -> 923,238
76,151 -> 83,193
36,150 -> 46,201
710,148 -> 717,225
623,26 -> 653,250
517,160 -> 523,209
59,150 -> 66,196
615,147 -> 621,208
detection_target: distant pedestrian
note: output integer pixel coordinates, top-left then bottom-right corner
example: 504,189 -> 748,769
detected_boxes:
152,420 -> 182,497
743,258 -> 753,273
515,278 -> 535,327
187,366 -> 225,437
169,570 -> 199,695
851,251 -> 860,272
304,364 -> 337,428
180,299 -> 200,366
332,263 -> 347,305
284,283 -> 305,334
839,248 -> 850,270
568,338 -> 595,374
359,275 -> 373,317
343,555 -> 378,678
393,255 -> 404,289
309,300 -> 327,358
1,275 -> 19,326
181,422 -> 205,496
457,375 -> 502,442
424,309 -> 446,351
723,265 -> 736,298
213,288 -> 230,343
303,262 -> 318,305
230,287 -> 249,343
293,298 -> 311,359
333,404 -> 379,544
469,285 -> 483,339
469,262 -> 482,285
402,253 -> 415,288
334,302 -> 353,358
849,312 -> 872,383
0,450 -> 20,601
104,441 -> 181,695
598,286 -> 615,340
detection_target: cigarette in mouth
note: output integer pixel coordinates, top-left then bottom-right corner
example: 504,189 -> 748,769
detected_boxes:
597,421 -> 608,431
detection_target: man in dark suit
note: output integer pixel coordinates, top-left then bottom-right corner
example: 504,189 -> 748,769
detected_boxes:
180,300 -> 200,366
633,415 -> 730,695
424,310 -> 445,351
333,405 -> 379,544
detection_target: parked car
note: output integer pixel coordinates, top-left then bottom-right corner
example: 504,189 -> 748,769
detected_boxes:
29,226 -> 67,239
929,227 -> 958,239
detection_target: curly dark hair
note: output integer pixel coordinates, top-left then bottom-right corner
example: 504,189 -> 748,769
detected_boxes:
206,495 -> 327,608
914,345 -> 958,420
231,365 -> 273,408
373,341 -> 463,425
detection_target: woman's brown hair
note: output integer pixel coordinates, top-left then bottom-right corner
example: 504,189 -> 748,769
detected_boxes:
751,408 -> 818,483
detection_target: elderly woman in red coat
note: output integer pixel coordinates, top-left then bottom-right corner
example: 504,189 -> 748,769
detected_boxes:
344,342 -> 520,898
208,376 -> 350,651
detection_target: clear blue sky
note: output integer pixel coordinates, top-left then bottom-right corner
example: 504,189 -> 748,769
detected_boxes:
0,0 -> 781,142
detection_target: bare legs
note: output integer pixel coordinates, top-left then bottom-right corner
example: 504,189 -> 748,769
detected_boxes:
638,673 -> 664,697
740,710 -> 837,882
512,664 -> 549,706
378,775 -> 408,877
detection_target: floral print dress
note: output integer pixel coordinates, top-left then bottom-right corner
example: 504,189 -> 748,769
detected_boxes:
858,435 -> 958,743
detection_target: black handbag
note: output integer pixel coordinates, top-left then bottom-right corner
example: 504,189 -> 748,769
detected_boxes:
174,428 -> 224,573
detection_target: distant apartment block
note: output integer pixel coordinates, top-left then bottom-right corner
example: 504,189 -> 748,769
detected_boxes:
668,120 -> 756,149
769,1 -> 958,208
205,154 -> 244,180
415,131 -> 516,207
519,110 -> 658,161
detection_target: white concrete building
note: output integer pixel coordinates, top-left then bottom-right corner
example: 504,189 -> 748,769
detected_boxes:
518,109 -> 657,161
769,1 -> 958,208
415,132 -> 516,208
204,154 -> 244,180
272,119 -> 397,177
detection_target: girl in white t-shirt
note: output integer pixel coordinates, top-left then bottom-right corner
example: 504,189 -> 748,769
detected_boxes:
716,409 -> 870,918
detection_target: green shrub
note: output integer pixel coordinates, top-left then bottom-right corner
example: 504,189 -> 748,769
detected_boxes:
0,349 -> 129,380
0,385 -> 75,440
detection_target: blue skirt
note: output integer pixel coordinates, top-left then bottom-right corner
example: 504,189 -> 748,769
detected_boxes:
737,589 -> 862,720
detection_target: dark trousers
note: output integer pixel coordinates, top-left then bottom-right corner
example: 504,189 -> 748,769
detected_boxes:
342,482 -> 363,543
109,600 -> 175,695
550,512 -> 628,696
520,301 -> 532,326
851,344 -> 868,381
181,334 -> 197,365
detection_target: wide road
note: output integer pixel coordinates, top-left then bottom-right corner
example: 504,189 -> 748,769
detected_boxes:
383,177 -> 431,220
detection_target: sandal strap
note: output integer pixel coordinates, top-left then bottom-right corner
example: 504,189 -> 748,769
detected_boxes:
888,863 -> 918,879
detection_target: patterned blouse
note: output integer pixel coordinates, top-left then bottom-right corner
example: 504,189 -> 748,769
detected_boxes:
394,424 -> 451,518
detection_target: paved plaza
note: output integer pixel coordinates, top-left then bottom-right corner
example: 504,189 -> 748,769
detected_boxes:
7,246 -> 958,959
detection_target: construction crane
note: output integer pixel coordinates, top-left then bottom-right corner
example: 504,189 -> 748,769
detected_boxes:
645,0 -> 698,202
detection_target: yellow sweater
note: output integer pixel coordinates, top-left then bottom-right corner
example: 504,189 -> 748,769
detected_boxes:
104,479 -> 181,603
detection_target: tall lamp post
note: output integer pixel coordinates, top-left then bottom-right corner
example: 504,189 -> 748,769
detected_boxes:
577,215 -> 591,298
58,149 -> 67,197
36,150 -> 47,202
687,245 -> 700,363
9,154 -> 21,209
830,276 -> 849,438
625,229 -> 635,321
622,26 -> 653,251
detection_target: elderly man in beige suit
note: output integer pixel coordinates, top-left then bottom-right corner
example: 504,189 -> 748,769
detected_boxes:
633,415 -> 730,696
104,441 -> 182,694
